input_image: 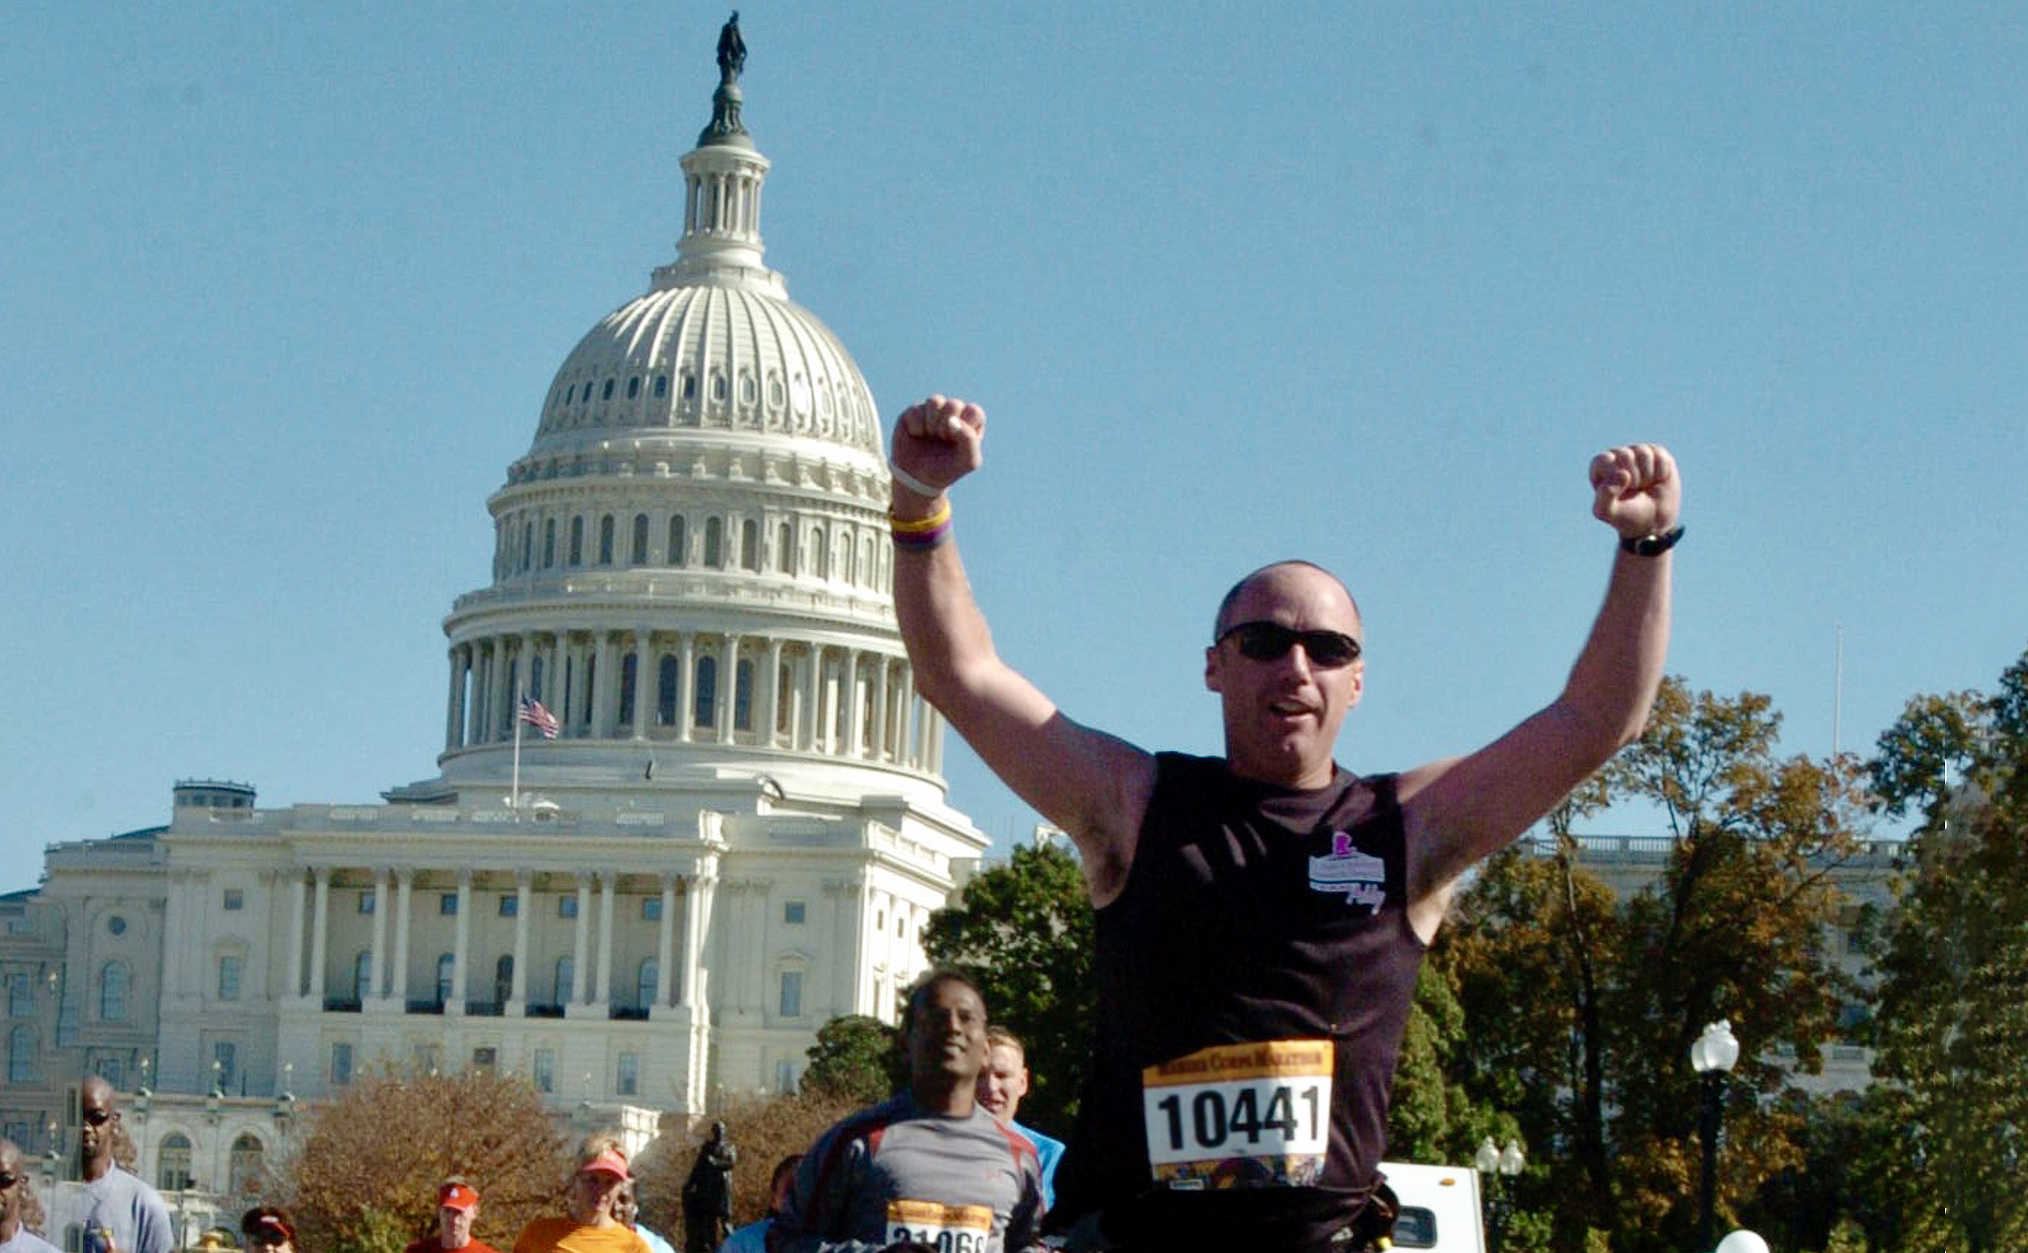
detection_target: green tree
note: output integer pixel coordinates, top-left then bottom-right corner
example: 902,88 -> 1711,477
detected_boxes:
922,837 -> 1093,1136
275,1068 -> 567,1253
1864,648 -> 2028,1253
802,1014 -> 903,1105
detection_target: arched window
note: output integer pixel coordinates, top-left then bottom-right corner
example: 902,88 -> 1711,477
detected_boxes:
521,520 -> 533,572
598,515 -> 615,565
436,953 -> 456,1004
99,961 -> 128,1022
158,1133 -> 194,1192
554,956 -> 575,1005
812,525 -> 828,579
631,514 -> 649,565
229,1133 -> 265,1200
735,659 -> 754,731
694,656 -> 718,728
657,656 -> 679,726
667,516 -> 686,566
703,517 -> 723,567
543,519 -> 556,568
7,1024 -> 37,1083
568,517 -> 585,566
618,652 -> 638,726
741,519 -> 759,570
494,955 -> 514,1005
777,522 -> 793,574
636,958 -> 659,1009
353,952 -> 374,1001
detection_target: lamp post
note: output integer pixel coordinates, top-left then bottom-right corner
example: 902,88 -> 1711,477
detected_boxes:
1691,1019 -> 1740,1251
1474,1136 -> 1524,1253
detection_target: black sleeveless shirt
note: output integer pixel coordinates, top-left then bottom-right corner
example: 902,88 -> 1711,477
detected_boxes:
1051,753 -> 1427,1251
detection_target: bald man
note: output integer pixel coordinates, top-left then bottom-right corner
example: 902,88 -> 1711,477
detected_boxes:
52,1078 -> 172,1253
889,395 -> 1679,1252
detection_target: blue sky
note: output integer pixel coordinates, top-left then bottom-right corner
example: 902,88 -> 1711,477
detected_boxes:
4,3 -> 2024,879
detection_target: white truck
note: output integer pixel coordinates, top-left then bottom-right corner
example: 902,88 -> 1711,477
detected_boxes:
1379,1161 -> 1490,1252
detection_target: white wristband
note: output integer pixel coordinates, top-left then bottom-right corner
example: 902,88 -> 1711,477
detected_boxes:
888,460 -> 944,499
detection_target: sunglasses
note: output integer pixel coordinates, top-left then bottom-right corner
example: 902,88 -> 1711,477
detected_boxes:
1217,621 -> 1363,668
82,1109 -> 114,1126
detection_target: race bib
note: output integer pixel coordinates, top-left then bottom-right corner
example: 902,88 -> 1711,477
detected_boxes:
1142,1039 -> 1332,1189
885,1199 -> 994,1253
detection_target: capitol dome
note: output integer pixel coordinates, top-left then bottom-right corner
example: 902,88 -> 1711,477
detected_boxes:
417,48 -> 945,809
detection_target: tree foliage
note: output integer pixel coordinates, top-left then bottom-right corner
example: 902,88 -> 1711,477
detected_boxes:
274,1069 -> 567,1253
1444,678 -> 1869,1253
921,837 -> 1093,1136
801,1014 -> 903,1106
631,1090 -> 862,1237
1860,647 -> 2028,1253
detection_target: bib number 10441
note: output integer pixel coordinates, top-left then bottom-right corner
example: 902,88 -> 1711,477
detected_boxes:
1140,1040 -> 1332,1189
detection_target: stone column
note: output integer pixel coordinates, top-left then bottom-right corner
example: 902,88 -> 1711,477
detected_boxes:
590,630 -> 615,738
571,876 -> 592,1004
632,626 -> 652,740
656,876 -> 678,1009
392,868 -> 414,1005
844,648 -> 864,756
286,872 -> 307,1000
872,655 -> 891,760
719,634 -> 742,740
680,864 -> 716,1011
449,869 -> 472,1013
369,870 -> 390,1001
309,868 -> 330,1002
678,633 -> 696,743
594,873 -> 616,1008
445,646 -> 465,751
764,639 -> 784,747
803,645 -> 824,752
509,871 -> 531,1011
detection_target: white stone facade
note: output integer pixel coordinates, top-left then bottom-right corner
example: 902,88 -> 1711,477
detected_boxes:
1,43 -> 985,1242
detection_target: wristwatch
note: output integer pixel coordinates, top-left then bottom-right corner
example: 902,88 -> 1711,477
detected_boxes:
1619,525 -> 1684,557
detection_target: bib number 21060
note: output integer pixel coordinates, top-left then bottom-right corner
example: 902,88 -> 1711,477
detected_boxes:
1140,1040 -> 1331,1190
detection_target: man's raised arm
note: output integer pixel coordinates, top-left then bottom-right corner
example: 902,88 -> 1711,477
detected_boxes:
888,395 -> 1154,901
1399,443 -> 1681,929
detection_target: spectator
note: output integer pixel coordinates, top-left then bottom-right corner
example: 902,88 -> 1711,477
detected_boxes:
768,971 -> 1044,1253
240,1208 -> 297,1253
717,1156 -> 797,1253
1,1139 -> 58,1253
513,1136 -> 649,1253
975,1028 -> 1063,1210
612,1180 -> 676,1253
405,1179 -> 501,1253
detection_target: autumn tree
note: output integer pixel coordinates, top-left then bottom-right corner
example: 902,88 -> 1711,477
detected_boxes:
631,1090 -> 861,1237
274,1069 -> 567,1253
1860,649 -> 2028,1253
1444,678 -> 1871,1253
921,836 -> 1092,1136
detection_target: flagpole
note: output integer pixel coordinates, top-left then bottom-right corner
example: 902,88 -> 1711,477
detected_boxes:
511,685 -> 525,819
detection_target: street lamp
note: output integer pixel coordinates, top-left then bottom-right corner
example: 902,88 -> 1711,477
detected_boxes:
1691,1019 -> 1741,1251
1474,1136 -> 1524,1253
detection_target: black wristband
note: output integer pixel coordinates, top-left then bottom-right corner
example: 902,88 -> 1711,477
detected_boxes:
1620,524 -> 1685,557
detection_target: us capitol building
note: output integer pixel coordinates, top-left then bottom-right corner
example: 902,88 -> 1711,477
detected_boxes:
1,22 -> 985,1238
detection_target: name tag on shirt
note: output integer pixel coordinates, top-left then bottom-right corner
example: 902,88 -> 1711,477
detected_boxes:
885,1199 -> 994,1253
1141,1039 -> 1332,1189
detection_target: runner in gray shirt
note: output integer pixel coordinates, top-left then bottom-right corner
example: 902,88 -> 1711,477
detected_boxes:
770,973 -> 1043,1253
52,1078 -> 172,1253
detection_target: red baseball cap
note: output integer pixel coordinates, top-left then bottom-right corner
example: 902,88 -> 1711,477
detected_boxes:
578,1148 -> 632,1181
437,1182 -> 480,1213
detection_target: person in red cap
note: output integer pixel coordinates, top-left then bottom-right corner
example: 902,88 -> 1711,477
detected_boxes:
512,1135 -> 648,1253
240,1208 -> 296,1253
405,1179 -> 502,1253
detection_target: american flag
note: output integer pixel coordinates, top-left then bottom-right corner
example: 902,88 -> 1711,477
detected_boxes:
518,696 -> 560,739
